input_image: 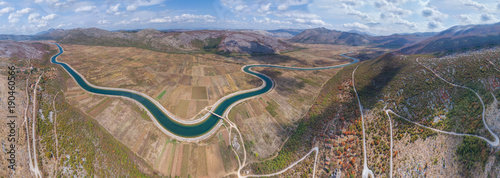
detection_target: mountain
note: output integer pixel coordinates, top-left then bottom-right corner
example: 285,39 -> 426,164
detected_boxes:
42,28 -> 295,55
399,22 -> 500,55
289,27 -> 436,48
371,32 -> 437,49
289,27 -> 371,46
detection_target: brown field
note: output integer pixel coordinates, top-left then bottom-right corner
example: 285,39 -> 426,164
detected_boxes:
192,86 -> 208,99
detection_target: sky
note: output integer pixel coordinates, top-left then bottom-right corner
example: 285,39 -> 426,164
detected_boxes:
0,0 -> 499,35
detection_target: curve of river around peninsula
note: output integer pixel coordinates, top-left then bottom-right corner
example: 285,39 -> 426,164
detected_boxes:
50,43 -> 359,140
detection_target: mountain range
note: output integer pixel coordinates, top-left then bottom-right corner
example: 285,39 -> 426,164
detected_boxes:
0,22 -> 498,56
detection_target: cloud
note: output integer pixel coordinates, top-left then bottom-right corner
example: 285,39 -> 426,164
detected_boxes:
421,9 -> 433,17
17,8 -> 32,14
42,14 -> 56,20
28,13 -> 40,23
343,22 -> 369,30
126,5 -> 137,11
427,21 -> 440,29
8,8 -> 33,23
0,7 -> 13,15
34,0 -> 59,4
27,13 -> 57,28
259,3 -> 271,12
463,0 -> 486,10
75,5 -> 96,12
275,0 -> 308,11
497,3 -> 500,10
420,7 -> 448,21
458,14 -> 471,23
126,0 -> 164,11
235,5 -> 247,11
98,20 -> 108,24
480,14 -> 493,22
107,3 -> 120,14
148,14 -> 216,23
253,17 -> 292,25
341,0 -> 364,6
0,1 -> 7,6
56,22 -> 72,28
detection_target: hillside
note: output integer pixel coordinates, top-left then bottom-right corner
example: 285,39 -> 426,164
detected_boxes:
0,40 -> 51,60
399,22 -> 500,55
41,28 -> 295,55
252,44 -> 500,176
289,27 -> 433,48
289,27 -> 371,46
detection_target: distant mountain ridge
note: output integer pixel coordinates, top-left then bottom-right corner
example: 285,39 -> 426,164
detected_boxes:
288,27 -> 435,48
289,27 -> 372,46
399,22 -> 500,55
34,28 -> 296,55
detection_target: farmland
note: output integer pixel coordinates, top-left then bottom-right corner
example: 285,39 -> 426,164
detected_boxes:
53,42 -> 384,177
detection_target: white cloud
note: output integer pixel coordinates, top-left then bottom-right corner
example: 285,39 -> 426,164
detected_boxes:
28,13 -> 40,23
0,1 -> 7,6
17,8 -> 32,14
343,22 -> 369,30
42,14 -> 56,20
75,5 -> 96,12
462,0 -> 486,10
0,7 -> 13,14
27,13 -> 57,29
259,3 -> 271,12
56,22 -> 72,28
275,0 -> 308,11
148,14 -> 216,24
235,5 -> 247,11
254,17 -> 292,25
107,3 -> 120,14
126,0 -> 164,11
126,5 -> 137,11
8,8 -> 33,23
98,20 -> 108,24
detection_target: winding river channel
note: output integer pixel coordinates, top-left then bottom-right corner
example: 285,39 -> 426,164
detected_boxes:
51,43 -> 359,139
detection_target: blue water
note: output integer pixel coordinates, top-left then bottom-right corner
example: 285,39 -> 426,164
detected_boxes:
51,43 -> 359,138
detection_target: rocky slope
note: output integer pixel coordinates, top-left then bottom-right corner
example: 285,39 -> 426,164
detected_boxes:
0,40 -> 50,60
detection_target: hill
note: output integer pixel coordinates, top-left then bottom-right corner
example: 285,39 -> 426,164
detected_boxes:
289,27 -> 371,46
289,27 -> 434,48
0,40 -> 51,60
40,28 -> 296,55
399,22 -> 500,55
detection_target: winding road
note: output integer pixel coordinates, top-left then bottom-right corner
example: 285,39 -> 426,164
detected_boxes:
352,66 -> 374,178
415,58 -> 499,147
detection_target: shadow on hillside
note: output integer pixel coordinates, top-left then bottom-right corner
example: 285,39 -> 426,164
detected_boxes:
355,55 -> 402,110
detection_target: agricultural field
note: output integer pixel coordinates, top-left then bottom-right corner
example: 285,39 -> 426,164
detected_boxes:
54,42 -> 383,177
58,44 -> 260,120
